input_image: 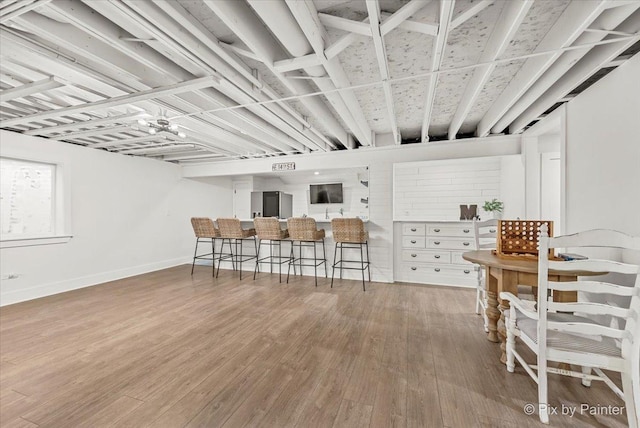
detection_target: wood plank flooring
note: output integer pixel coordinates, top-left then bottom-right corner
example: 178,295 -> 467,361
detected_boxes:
0,265 -> 629,427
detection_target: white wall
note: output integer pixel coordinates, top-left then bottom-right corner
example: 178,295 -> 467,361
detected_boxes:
184,135 -> 521,282
564,53 -> 640,238
0,131 -> 232,306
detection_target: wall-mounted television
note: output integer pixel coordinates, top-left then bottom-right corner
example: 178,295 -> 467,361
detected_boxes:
310,183 -> 343,204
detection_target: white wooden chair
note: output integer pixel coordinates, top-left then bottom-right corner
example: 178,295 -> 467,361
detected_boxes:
501,225 -> 640,426
473,218 -> 498,332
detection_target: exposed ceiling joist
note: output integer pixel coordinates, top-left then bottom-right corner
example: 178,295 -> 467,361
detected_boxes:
0,76 -> 63,102
380,0 -> 433,35
450,0 -> 493,30
509,12 -> 640,133
366,0 -> 399,144
492,2 -> 639,134
23,111 -> 146,135
0,0 -> 50,24
421,0 -> 455,142
1,76 -> 219,127
318,12 -> 372,36
476,0 -> 609,137
448,0 -> 533,139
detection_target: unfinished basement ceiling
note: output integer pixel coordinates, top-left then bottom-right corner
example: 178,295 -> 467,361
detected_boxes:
0,0 -> 638,163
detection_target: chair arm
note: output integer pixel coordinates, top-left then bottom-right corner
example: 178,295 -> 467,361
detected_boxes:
499,292 -> 538,320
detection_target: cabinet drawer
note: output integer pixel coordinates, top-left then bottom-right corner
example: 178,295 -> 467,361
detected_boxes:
401,249 -> 451,263
427,238 -> 473,250
427,224 -> 473,237
451,251 -> 475,265
403,223 -> 426,235
397,263 -> 476,287
402,236 -> 426,248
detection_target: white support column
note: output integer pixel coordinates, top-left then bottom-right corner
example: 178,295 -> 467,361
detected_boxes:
421,0 -> 455,142
447,0 -> 532,139
475,0 -> 608,137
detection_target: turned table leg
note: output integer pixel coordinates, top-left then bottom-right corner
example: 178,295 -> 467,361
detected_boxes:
498,270 -> 519,365
485,267 -> 500,343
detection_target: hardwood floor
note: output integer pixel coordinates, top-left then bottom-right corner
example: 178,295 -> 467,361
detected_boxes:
0,265 -> 629,427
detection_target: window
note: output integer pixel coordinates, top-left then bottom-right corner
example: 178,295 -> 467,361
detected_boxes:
0,157 -> 71,247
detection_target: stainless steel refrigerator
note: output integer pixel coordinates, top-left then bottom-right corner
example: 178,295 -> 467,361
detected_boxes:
250,191 -> 293,219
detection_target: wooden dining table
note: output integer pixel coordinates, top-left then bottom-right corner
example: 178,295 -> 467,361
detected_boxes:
462,250 -> 599,364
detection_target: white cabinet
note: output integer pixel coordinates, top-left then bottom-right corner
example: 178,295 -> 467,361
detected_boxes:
395,221 -> 476,288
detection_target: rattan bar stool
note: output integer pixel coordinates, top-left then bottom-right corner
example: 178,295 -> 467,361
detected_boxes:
190,217 -> 222,276
216,218 -> 258,280
286,217 -> 327,287
253,217 -> 292,283
331,218 -> 370,291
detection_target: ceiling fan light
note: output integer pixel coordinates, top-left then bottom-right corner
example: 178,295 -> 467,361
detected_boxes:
169,123 -> 179,131
177,131 -> 186,138
148,127 -> 156,134
137,119 -> 148,126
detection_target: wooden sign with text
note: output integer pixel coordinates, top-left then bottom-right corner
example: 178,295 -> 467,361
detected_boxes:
272,162 -> 295,171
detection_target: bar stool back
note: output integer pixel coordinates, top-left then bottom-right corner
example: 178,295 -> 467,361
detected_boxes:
331,218 -> 370,291
286,217 -> 327,286
253,217 -> 291,282
216,218 -> 257,279
190,217 -> 220,276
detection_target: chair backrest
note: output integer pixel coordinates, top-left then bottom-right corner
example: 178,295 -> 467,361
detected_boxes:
253,217 -> 284,240
287,217 -> 318,240
190,217 -> 219,238
473,218 -> 498,250
331,218 -> 367,243
216,218 -> 243,238
537,224 -> 640,360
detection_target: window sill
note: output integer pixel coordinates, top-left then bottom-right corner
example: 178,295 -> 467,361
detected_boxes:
0,235 -> 73,249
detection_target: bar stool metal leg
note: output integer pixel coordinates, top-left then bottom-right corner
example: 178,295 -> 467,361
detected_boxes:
331,243 -> 338,288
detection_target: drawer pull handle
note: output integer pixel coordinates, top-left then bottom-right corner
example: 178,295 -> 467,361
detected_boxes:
464,269 -> 471,274
434,268 -> 440,272
411,254 -> 417,258
434,241 -> 440,245
434,228 -> 441,232
463,242 -> 470,246
411,267 -> 417,271
463,229 -> 470,233
410,228 -> 417,232
490,229 -> 496,233
434,255 -> 440,259
410,240 -> 417,244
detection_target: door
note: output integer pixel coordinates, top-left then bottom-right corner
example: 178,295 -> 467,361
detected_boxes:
540,152 -> 561,234
232,181 -> 252,219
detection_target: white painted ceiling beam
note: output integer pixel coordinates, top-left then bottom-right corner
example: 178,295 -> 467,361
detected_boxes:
285,0 -> 373,146
450,0 -> 493,30
0,76 -> 63,102
210,0 -> 363,147
380,11 -> 438,36
55,1 -> 310,154
24,111 -> 144,135
122,0 -> 324,153
318,13 -> 372,36
492,2 -> 638,134
366,0 -> 399,144
0,0 -> 50,23
509,11 -> 640,134
273,54 -> 323,74
50,124 -> 138,140
380,0 -> 432,35
325,32 -> 360,59
160,153 -> 227,162
88,134 -> 176,149
0,76 -> 218,127
421,0 -> 455,142
447,0 -> 532,139
476,0 -> 609,137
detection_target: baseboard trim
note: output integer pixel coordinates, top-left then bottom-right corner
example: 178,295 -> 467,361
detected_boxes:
0,257 -> 191,307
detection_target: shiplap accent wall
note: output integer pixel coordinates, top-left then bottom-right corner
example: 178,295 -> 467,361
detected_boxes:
394,158 -> 501,221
